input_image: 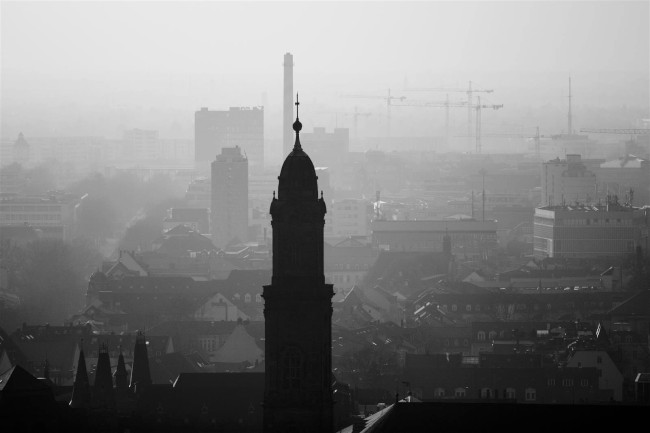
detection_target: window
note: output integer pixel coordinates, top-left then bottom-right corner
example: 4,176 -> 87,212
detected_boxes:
562,379 -> 573,387
466,304 -> 472,312
475,304 -> 480,312
506,388 -> 516,399
488,331 -> 497,341
245,294 -> 251,303
525,388 -> 536,401
434,387 -> 445,398
256,294 -> 262,303
547,378 -> 555,387
480,388 -> 492,399
597,356 -> 602,364
454,387 -> 466,398
477,331 -> 486,341
451,304 -> 457,312
581,379 -> 588,387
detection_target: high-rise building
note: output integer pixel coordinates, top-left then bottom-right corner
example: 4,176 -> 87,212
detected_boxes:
263,102 -> 333,432
541,154 -> 598,206
195,107 -> 264,170
283,53 -> 294,158
211,146 -> 248,248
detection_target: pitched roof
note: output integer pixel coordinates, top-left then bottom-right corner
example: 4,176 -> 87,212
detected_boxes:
0,364 -> 52,393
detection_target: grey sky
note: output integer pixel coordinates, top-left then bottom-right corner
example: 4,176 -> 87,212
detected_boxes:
1,1 -> 648,140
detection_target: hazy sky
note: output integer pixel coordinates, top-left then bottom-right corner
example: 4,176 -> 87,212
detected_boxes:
1,0 -> 648,141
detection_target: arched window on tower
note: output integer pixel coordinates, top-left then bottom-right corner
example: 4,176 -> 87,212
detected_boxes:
282,347 -> 303,390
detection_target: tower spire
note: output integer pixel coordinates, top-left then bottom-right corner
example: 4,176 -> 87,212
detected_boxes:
293,93 -> 302,151
69,341 -> 91,408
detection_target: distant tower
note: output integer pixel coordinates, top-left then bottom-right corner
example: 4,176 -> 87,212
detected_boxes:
283,53 -> 294,157
130,331 -> 152,393
263,96 -> 333,433
211,146 -> 249,248
93,344 -> 116,410
13,132 -> 30,166
69,344 -> 91,408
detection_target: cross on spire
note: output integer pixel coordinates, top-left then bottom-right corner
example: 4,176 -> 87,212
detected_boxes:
295,93 -> 300,119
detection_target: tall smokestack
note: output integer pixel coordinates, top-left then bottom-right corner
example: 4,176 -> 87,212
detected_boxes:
283,52 -> 294,157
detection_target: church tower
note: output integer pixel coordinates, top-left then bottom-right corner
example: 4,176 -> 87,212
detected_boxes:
263,95 -> 333,433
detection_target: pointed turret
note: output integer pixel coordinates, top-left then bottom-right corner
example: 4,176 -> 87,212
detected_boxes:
129,331 -> 151,393
93,343 -> 116,410
114,348 -> 128,392
69,343 -> 91,408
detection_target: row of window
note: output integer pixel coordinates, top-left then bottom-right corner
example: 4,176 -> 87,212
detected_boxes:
558,218 -> 632,226
432,387 -> 536,401
1,213 -> 62,221
0,205 -> 62,212
233,293 -> 263,303
440,300 -> 605,315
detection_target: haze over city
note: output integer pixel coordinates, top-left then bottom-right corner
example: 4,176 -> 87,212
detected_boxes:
1,1 -> 649,432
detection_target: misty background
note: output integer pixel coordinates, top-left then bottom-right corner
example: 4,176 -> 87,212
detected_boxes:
2,0 -> 648,165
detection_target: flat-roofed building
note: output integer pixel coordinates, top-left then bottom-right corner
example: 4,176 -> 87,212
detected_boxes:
533,200 -> 649,259
371,219 -> 497,257
0,193 -> 78,240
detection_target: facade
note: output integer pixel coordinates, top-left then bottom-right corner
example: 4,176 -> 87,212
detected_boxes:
0,193 -> 78,240
122,129 -> 159,162
541,154 -> 598,206
263,106 -> 334,432
533,201 -> 648,259
195,106 -> 264,170
371,219 -> 497,257
211,146 -> 248,248
328,199 -> 369,238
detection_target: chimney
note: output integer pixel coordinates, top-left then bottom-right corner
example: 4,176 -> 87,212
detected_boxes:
283,53 -> 294,157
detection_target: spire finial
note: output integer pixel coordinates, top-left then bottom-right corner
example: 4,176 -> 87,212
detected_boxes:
292,92 -> 302,150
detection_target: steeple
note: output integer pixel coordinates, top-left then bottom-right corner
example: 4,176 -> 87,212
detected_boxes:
69,343 -> 91,408
263,97 -> 334,433
130,331 -> 152,393
114,347 -> 128,392
93,343 -> 116,409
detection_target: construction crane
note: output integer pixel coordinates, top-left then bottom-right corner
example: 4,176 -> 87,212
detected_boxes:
341,88 -> 406,137
474,96 -> 504,153
392,96 -> 468,146
342,106 -> 372,143
405,81 -> 494,144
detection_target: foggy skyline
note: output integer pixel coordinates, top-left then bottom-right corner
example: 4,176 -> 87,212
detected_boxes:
2,1 -> 648,149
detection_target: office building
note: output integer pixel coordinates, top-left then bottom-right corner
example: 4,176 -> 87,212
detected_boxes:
211,146 -> 248,248
533,199 -> 649,259
195,107 -> 264,170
